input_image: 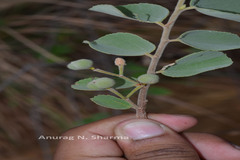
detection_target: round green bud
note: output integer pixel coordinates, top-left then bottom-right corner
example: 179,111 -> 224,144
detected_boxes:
87,80 -> 99,90
95,77 -> 115,89
137,74 -> 159,84
67,59 -> 93,70
87,77 -> 115,90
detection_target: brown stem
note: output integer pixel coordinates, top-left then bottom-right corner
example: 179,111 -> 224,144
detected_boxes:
136,0 -> 186,118
136,106 -> 147,119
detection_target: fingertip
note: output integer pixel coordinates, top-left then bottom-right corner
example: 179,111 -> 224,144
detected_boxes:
114,118 -> 200,160
114,119 -> 166,141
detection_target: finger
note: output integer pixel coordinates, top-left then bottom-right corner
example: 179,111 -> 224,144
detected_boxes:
149,114 -> 197,131
54,114 -> 129,160
114,118 -> 200,160
54,114 -> 197,160
184,133 -> 240,160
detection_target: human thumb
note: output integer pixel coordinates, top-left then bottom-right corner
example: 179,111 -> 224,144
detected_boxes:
114,119 -> 200,160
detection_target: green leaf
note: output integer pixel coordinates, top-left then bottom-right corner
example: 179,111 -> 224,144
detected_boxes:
91,95 -> 132,110
160,51 -> 233,77
179,30 -> 240,51
72,77 -> 136,91
190,0 -> 240,22
84,32 -> 156,56
115,78 -> 136,89
148,87 -> 172,95
71,77 -> 103,91
90,3 -> 169,23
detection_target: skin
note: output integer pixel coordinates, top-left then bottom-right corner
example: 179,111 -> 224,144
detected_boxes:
54,114 -> 240,160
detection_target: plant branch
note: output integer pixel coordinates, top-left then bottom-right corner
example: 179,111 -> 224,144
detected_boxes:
168,38 -> 180,42
126,85 -> 143,98
91,68 -> 138,84
183,6 -> 196,11
145,53 -> 154,58
107,88 -> 125,99
107,88 -> 138,110
137,0 -> 186,119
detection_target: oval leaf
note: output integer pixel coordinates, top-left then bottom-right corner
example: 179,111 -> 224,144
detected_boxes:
84,32 -> 156,56
160,51 -> 233,77
179,30 -> 240,51
90,3 -> 169,23
190,0 -> 240,22
71,77 -> 103,91
91,95 -> 132,110
114,78 -> 136,89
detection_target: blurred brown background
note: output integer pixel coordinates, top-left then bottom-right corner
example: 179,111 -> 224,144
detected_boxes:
0,0 -> 240,159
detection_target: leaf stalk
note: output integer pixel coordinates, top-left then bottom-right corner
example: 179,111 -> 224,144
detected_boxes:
107,88 -> 138,110
126,85 -> 144,98
91,68 -> 137,84
107,88 -> 125,99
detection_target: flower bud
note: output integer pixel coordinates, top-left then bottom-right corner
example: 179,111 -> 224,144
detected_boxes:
67,59 -> 93,70
87,77 -> 115,90
137,74 -> 159,84
95,77 -> 115,89
114,58 -> 126,66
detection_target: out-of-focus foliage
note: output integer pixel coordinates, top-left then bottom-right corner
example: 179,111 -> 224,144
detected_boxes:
0,0 -> 240,160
